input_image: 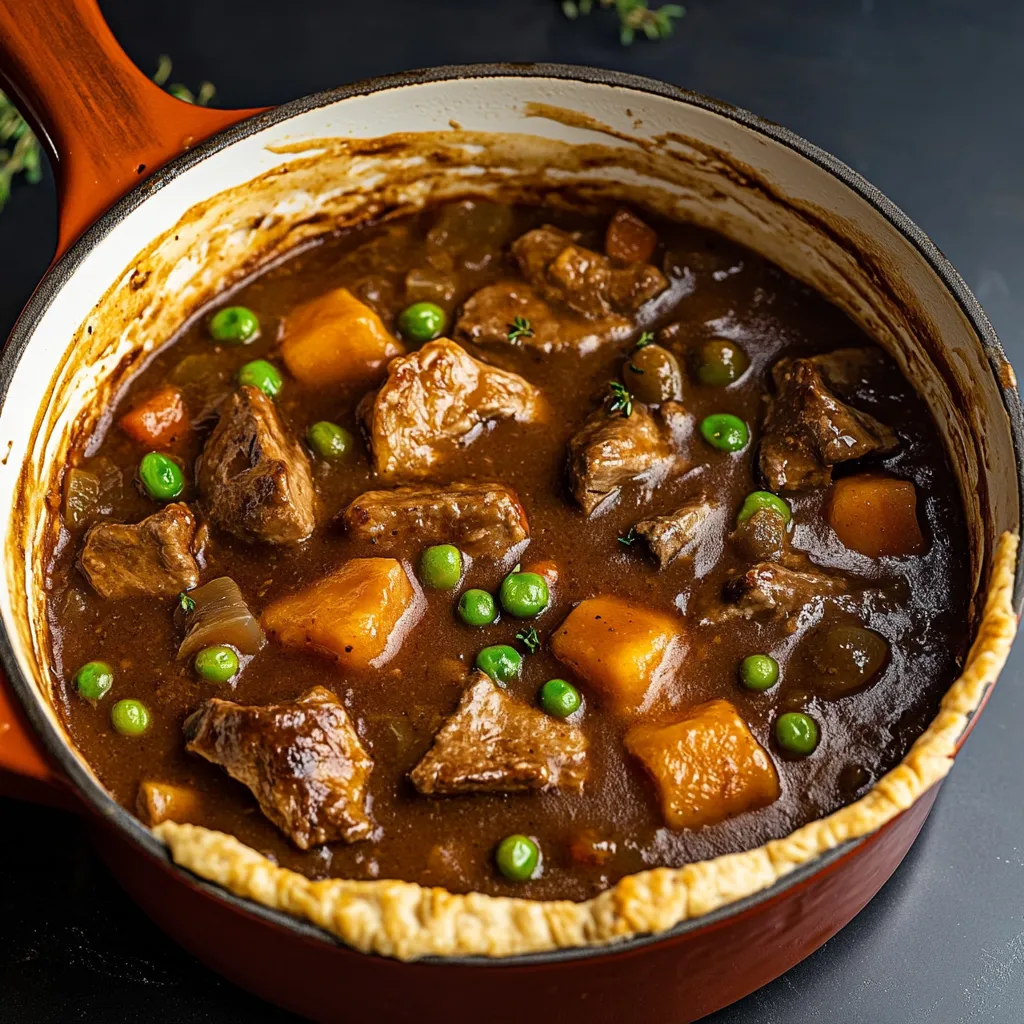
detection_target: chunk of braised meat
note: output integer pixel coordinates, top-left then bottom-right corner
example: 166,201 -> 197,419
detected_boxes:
409,673 -> 587,795
634,496 -> 718,569
703,562 -> 846,628
456,282 -> 631,354
760,356 -> 898,493
196,386 -> 316,544
361,339 -> 545,480
79,502 -> 199,600
184,686 -> 373,849
568,401 -> 686,516
512,226 -> 668,318
342,482 -> 529,559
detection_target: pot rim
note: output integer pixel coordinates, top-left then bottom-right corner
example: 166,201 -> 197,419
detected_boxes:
2,61 -> 1021,966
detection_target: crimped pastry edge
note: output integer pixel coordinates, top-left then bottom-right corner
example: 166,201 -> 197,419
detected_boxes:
154,531 -> 1019,961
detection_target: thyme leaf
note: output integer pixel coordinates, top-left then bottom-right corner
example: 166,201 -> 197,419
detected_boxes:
617,526 -> 638,546
178,592 -> 196,615
635,330 -> 655,349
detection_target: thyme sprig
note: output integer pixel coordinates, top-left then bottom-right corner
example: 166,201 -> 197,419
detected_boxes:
515,627 -> 541,654
607,380 -> 634,418
507,315 -> 534,342
561,0 -> 685,46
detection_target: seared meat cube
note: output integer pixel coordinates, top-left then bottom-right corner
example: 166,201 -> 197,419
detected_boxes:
342,482 -> 529,559
409,673 -> 587,795
760,356 -> 898,493
196,386 -> 316,544
703,561 -> 846,628
456,282 -> 631,354
361,339 -> 545,480
184,686 -> 373,849
79,502 -> 199,600
634,497 -> 719,568
512,226 -> 667,318
568,402 -> 685,516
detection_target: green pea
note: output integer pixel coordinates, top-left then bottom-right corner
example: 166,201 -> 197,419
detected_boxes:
737,491 -> 792,526
495,834 -> 540,882
307,421 -> 353,461
539,679 -> 581,719
138,452 -> 184,501
238,359 -> 283,398
194,645 -> 239,683
739,654 -> 779,692
776,712 -> 819,755
74,661 -> 113,704
398,302 -> 447,343
475,644 -> 522,686
419,544 -> 463,590
110,699 -> 151,737
458,588 -> 497,627
499,571 -> 549,619
696,338 -> 749,386
208,306 -> 260,344
700,413 -> 749,452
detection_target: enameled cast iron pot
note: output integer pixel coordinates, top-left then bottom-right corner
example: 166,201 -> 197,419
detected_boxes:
1,3 -> 1021,1020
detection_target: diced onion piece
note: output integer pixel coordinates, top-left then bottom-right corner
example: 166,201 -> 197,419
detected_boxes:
405,266 -> 456,307
425,200 -> 515,272
177,576 -> 265,661
63,468 -> 101,530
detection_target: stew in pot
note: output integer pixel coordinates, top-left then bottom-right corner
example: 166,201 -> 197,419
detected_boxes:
45,199 -> 970,901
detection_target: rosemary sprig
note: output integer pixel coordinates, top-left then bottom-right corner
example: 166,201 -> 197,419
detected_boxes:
607,380 -> 634,418
562,0 -> 685,45
507,315 -> 534,342
617,526 -> 638,546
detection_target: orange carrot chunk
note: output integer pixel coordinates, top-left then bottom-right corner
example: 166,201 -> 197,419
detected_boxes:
605,209 -> 658,264
827,474 -> 926,558
118,386 -> 187,448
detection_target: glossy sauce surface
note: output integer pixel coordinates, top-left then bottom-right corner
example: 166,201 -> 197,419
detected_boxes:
46,203 -> 970,901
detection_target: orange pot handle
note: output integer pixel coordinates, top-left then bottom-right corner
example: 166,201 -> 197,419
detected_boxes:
0,0 -> 267,260
0,0 -> 266,794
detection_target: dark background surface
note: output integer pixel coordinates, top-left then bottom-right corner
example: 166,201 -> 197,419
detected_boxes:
1,1 -> 1022,1021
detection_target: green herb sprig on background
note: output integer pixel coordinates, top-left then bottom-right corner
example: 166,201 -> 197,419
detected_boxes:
0,57 -> 215,214
562,0 -> 685,45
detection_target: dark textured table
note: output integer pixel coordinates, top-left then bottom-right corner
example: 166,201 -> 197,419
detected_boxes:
2,2 -> 1022,1021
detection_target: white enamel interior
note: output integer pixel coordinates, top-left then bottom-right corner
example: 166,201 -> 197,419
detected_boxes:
0,74 -> 1015,792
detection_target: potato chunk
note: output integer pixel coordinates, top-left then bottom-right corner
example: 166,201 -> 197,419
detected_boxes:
261,557 -> 423,669
281,287 -> 405,388
550,595 -> 686,714
137,780 -> 201,826
828,473 -> 926,558
625,700 -> 780,829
